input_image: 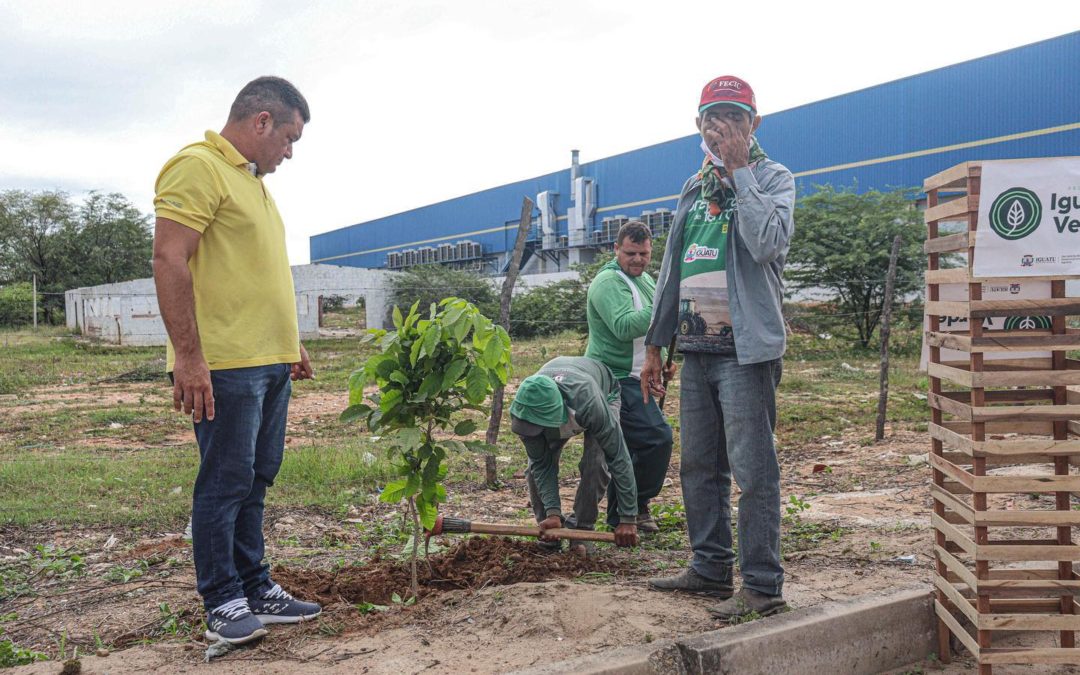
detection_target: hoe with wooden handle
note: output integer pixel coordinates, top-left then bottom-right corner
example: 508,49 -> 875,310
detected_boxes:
427,514 -> 615,542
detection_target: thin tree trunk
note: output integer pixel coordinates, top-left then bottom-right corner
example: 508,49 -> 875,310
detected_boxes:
408,496 -> 420,599
876,235 -> 902,441
484,196 -> 535,488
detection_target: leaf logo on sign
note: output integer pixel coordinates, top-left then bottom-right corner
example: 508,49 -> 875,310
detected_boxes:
989,187 -> 1042,240
1003,315 -> 1052,330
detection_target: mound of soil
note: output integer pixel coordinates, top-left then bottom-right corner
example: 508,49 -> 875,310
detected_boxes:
275,536 -> 634,606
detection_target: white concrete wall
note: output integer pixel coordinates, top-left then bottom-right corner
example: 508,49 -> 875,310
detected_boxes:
65,264 -> 403,346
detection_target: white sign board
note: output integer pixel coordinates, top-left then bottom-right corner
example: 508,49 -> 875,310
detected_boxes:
919,280 -> 1051,369
973,158 -> 1080,277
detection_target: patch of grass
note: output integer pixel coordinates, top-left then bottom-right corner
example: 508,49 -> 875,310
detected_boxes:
0,334 -> 160,396
88,408 -> 143,426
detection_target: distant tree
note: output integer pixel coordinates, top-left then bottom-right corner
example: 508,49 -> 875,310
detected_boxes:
0,282 -> 36,326
0,190 -> 76,323
388,265 -> 500,321
787,186 -> 925,348
74,191 -> 153,285
0,190 -> 152,324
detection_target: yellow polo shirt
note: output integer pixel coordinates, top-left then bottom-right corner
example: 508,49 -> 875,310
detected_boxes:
154,131 -> 300,371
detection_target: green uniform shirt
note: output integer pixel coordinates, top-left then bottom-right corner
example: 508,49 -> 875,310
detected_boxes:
585,259 -> 656,379
517,356 -> 638,524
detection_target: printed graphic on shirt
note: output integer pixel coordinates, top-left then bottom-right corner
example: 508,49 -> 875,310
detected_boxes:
679,196 -> 733,351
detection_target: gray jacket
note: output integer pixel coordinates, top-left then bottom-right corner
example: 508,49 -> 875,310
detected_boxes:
645,159 -> 796,365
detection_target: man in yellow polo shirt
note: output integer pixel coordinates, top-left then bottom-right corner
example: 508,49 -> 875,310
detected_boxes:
152,76 -> 320,645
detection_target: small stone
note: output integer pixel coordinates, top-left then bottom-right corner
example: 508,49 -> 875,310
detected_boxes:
95,648 -> 110,658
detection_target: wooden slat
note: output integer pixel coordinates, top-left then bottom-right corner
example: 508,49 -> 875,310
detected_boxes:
934,573 -> 980,625
930,454 -> 974,490
925,267 -> 971,284
987,569 -> 1063,580
926,331 -> 972,351
980,579 -> 1080,596
929,392 -> 972,420
980,612 -> 1080,631
925,300 -> 971,317
970,298 -> 1080,319
981,648 -> 1080,665
924,232 -> 971,254
931,485 -> 975,523
935,544 -> 979,588
971,331 -> 1080,352
935,601 -> 981,658
970,404 -> 1080,422
982,437 -> 1080,458
941,419 -> 1054,437
975,509 -> 1080,527
930,423 -> 976,453
928,362 -> 973,387
924,161 -> 979,192
924,195 -> 976,224
972,473 -> 1080,493
989,598 -> 1066,613
940,389 -> 1054,405
976,543 -> 1080,562
932,513 -> 978,556
976,369 -> 1080,387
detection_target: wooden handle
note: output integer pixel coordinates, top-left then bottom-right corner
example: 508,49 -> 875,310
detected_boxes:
466,522 -> 616,542
658,335 -> 678,409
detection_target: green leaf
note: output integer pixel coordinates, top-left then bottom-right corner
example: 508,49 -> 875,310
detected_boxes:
442,358 -> 469,390
375,358 -> 397,380
453,420 -> 477,436
409,336 -> 424,366
482,336 -> 502,368
436,484 -> 447,502
379,479 -> 409,503
392,305 -> 403,329
392,427 -> 423,450
422,324 -> 439,358
405,473 -> 421,497
419,371 -> 443,398
379,388 -> 403,413
452,310 -> 472,343
339,403 -> 371,423
389,370 -> 408,386
465,366 -> 489,405
415,495 -> 438,530
422,456 -> 442,486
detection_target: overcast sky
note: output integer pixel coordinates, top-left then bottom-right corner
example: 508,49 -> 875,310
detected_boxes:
0,1 -> 1074,264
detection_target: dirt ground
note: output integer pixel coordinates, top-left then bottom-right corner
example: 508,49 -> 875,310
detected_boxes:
0,383 -> 1072,673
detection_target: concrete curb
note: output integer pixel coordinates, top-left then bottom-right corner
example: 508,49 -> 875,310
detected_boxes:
512,585 -> 935,675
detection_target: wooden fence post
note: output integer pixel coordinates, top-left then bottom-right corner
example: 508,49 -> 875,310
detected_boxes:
484,196 -> 535,487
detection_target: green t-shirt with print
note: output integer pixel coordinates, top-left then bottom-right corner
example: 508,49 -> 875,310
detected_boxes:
678,195 -> 736,353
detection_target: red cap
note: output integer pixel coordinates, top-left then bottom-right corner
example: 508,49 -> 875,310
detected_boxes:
699,75 -> 756,114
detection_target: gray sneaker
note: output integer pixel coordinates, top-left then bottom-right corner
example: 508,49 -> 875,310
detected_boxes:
636,512 -> 660,534
707,588 -> 787,621
647,567 -> 733,598
204,598 -> 268,644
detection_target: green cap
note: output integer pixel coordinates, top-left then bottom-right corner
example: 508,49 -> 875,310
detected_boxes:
510,375 -> 567,428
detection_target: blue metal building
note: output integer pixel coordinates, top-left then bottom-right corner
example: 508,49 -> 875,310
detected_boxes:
310,31 -> 1080,274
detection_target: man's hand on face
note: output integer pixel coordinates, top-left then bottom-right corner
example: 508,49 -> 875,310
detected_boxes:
538,514 -> 564,541
701,107 -> 754,171
614,523 -> 639,547
172,353 -> 214,423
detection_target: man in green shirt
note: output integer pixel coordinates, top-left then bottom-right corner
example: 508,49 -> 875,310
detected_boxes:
585,221 -> 674,533
510,356 -> 640,551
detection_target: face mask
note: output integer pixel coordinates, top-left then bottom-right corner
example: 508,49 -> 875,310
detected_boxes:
699,139 -> 724,167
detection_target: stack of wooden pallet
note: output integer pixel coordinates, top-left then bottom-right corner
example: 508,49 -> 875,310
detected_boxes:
925,160 -> 1080,673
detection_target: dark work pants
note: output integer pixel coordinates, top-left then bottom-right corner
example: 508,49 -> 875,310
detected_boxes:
605,376 -> 673,528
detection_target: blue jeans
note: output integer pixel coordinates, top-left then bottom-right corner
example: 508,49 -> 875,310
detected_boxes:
679,352 -> 783,596
190,363 -> 291,610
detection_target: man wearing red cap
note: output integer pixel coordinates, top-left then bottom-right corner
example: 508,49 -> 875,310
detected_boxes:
640,75 -> 795,620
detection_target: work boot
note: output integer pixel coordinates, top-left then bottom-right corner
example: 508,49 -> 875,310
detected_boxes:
568,540 -> 597,559
536,538 -> 563,553
707,588 -> 787,621
636,512 -> 660,534
647,567 -> 733,598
